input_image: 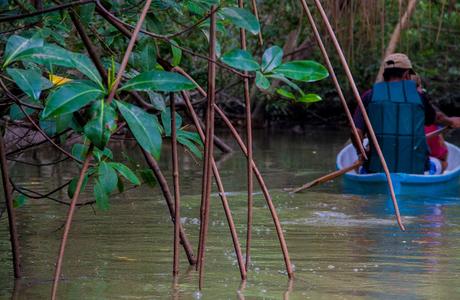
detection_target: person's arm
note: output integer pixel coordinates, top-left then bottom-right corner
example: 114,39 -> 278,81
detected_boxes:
351,128 -> 365,158
435,111 -> 460,128
350,90 -> 371,158
421,92 -> 460,128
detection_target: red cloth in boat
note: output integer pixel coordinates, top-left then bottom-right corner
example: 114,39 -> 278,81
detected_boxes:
425,125 -> 448,161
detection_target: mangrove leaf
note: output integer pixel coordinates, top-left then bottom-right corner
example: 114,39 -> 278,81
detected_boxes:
220,7 -> 260,35
98,161 -> 118,194
13,194 -> 27,208
83,101 -> 117,150
108,162 -> 141,185
255,71 -> 270,90
3,35 -> 43,67
221,49 -> 260,71
115,100 -> 162,159
71,53 -> 104,89
276,88 -> 296,100
94,179 -> 109,210
274,60 -> 329,82
6,68 -> 52,101
68,174 -> 89,198
119,71 -> 196,92
42,82 -> 105,119
298,93 -> 322,103
261,46 -> 283,73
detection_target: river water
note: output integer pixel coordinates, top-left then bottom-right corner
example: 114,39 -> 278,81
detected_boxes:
1,128 -> 460,299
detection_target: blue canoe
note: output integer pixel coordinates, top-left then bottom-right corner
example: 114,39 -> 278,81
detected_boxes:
336,142 -> 460,195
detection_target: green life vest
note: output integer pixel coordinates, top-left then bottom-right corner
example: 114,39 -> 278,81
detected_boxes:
366,80 -> 428,174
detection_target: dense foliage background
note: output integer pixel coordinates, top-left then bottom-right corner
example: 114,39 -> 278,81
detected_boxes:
1,0 -> 459,129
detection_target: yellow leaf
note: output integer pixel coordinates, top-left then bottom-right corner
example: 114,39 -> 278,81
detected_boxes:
49,74 -> 72,86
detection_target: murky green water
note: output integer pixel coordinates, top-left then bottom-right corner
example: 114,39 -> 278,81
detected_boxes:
1,128 -> 460,299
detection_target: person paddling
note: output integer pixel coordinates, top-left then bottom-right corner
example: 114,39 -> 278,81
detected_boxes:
411,74 -> 449,172
351,53 -> 460,174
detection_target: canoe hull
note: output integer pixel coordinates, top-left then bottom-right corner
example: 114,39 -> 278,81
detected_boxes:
337,142 -> 460,196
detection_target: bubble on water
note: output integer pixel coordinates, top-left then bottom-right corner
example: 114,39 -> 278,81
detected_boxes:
193,291 -> 202,299
180,217 -> 200,225
353,268 -> 359,272
402,240 -> 407,243
327,265 -> 335,270
291,264 -> 296,271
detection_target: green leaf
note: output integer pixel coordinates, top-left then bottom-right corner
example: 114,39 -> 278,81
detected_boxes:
9,104 -> 35,121
42,82 -> 105,119
39,113 -> 73,136
68,174 -> 89,198
177,130 -> 203,146
177,134 -> 203,159
261,46 -> 283,73
6,68 -> 52,101
273,60 -> 329,82
92,147 -> 114,162
298,93 -> 322,103
39,120 -> 56,136
94,179 -> 109,211
98,161 -> 118,194
119,71 -> 196,92
171,40 -> 182,67
72,143 -> 89,161
139,169 -> 157,187
21,44 -> 74,69
56,113 -> 74,134
220,7 -> 260,35
276,88 -> 296,100
221,49 -> 260,71
161,108 -> 182,137
267,73 -> 304,94
36,28 -> 66,46
9,96 -> 41,121
71,53 -> 104,89
100,147 -> 114,160
115,101 -> 162,159
3,35 -> 43,67
108,162 -> 141,185
255,71 -> 270,90
83,101 -> 117,150
131,38 -> 157,72
13,194 -> 26,208
187,2 -> 206,15
77,3 -> 95,26
146,91 -> 166,111
201,29 -> 222,57
187,0 -> 218,15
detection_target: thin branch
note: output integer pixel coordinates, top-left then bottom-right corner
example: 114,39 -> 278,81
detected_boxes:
0,0 -> 95,23
95,2 -> 252,79
0,79 -> 83,164
8,156 -> 70,166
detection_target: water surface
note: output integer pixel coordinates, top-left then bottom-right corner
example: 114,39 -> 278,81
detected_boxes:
1,128 -> 460,299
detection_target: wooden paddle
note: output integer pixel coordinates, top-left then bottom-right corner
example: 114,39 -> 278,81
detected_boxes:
289,159 -> 363,194
426,126 -> 449,139
289,127 -> 450,194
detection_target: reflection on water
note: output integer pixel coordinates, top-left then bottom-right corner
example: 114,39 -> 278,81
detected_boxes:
1,128 -> 460,299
